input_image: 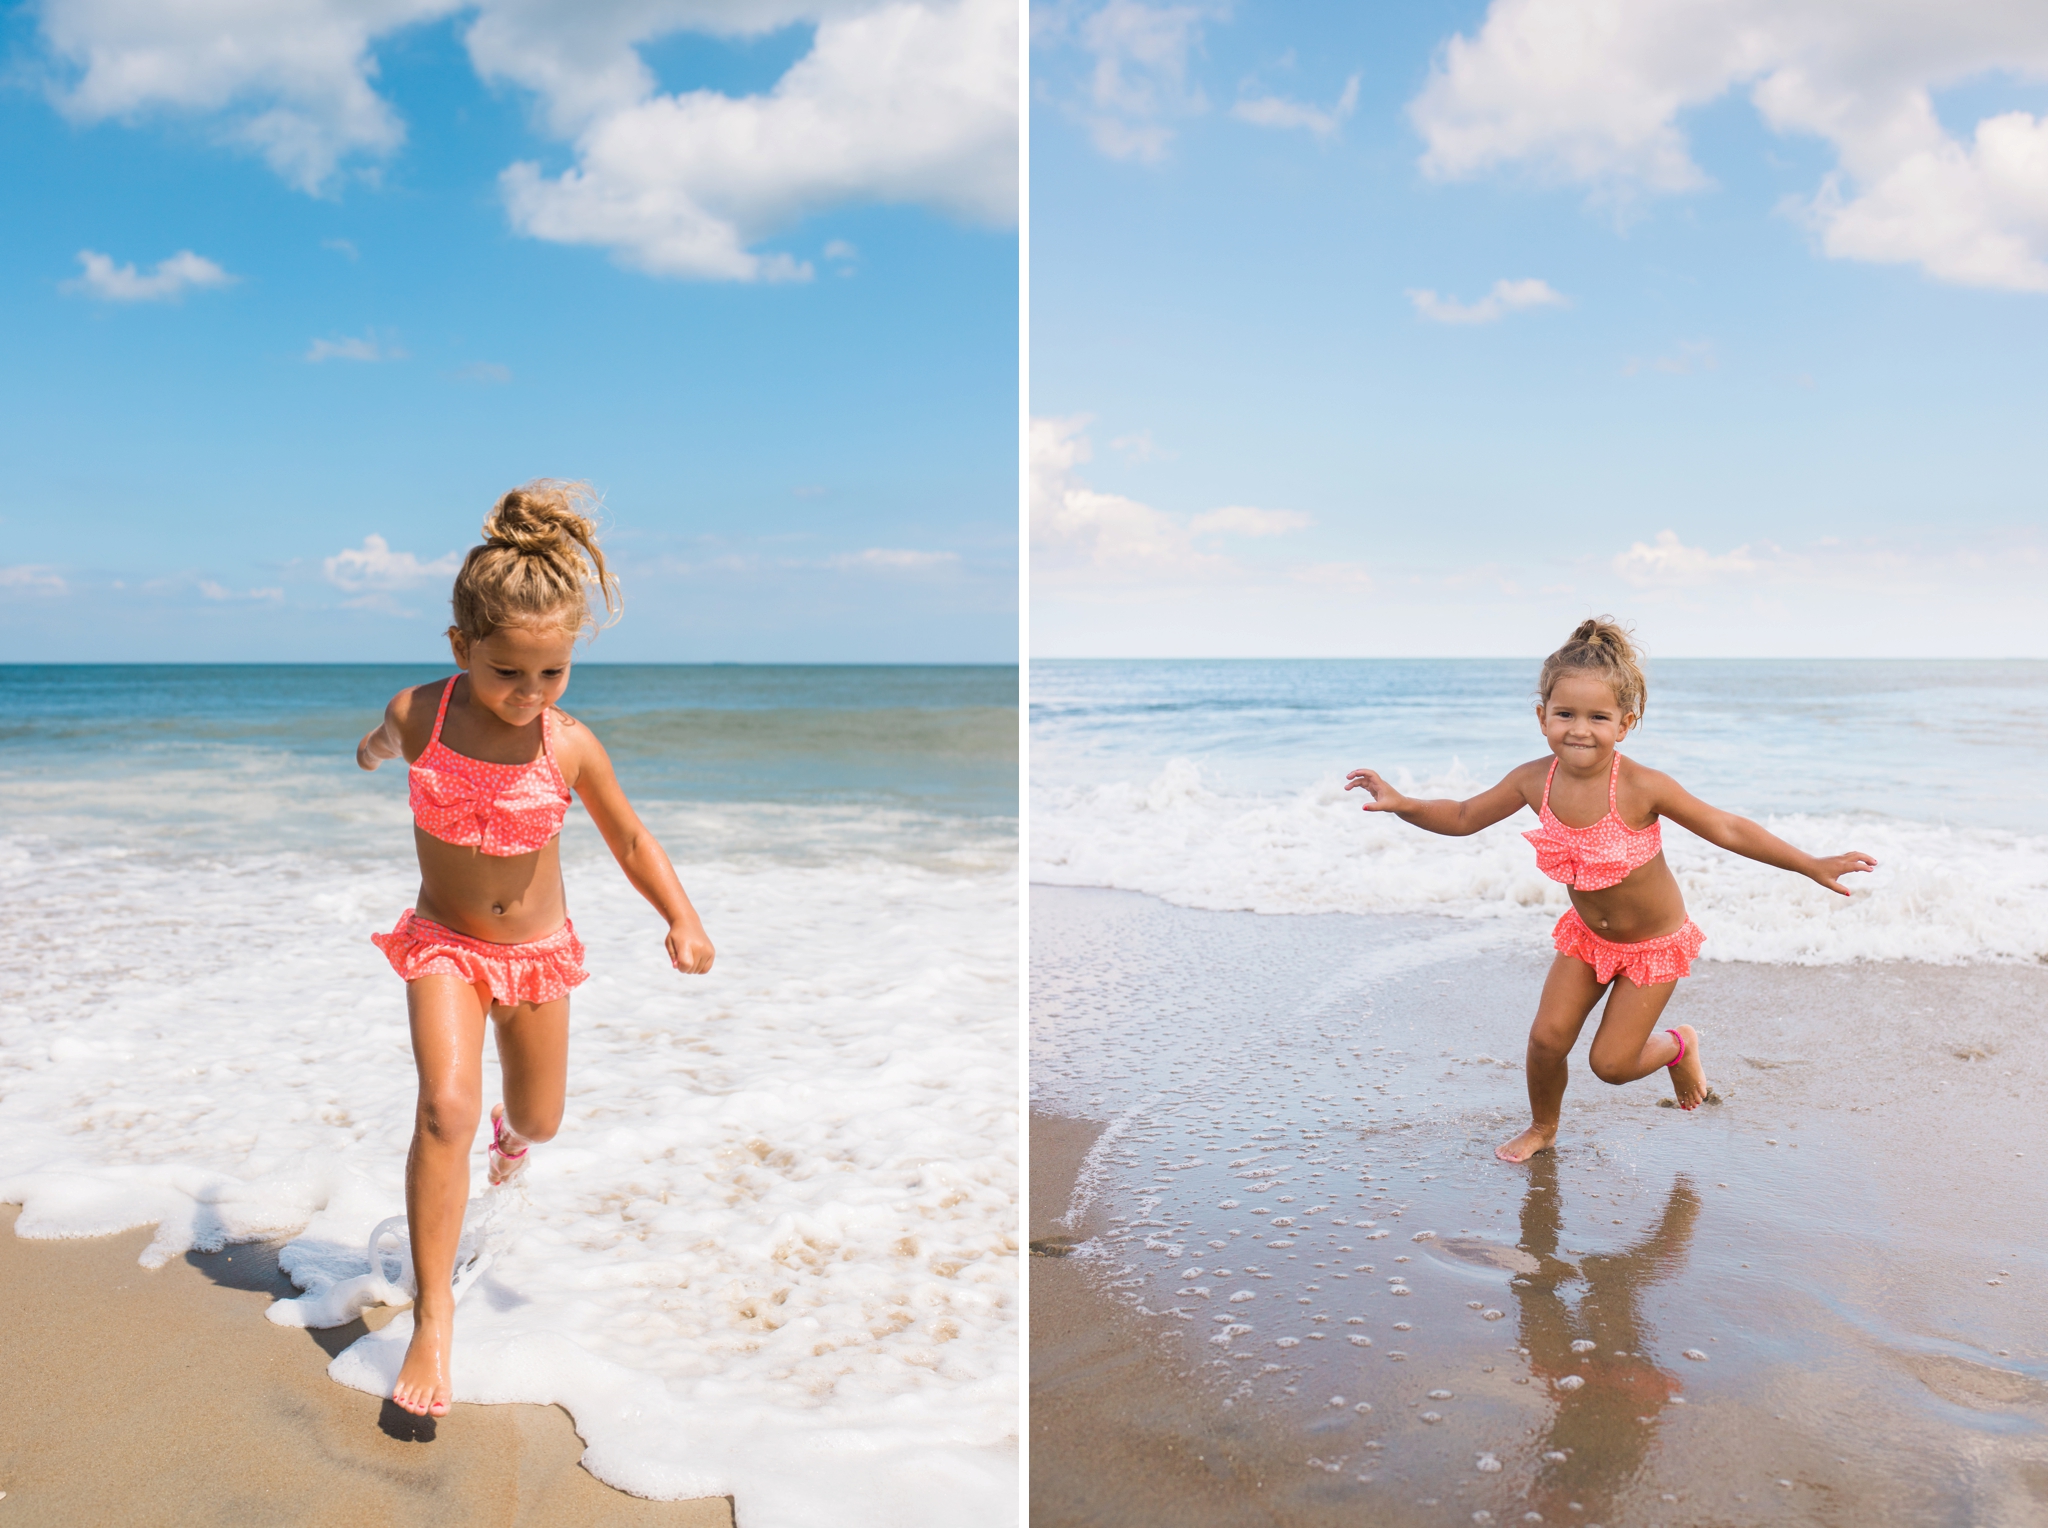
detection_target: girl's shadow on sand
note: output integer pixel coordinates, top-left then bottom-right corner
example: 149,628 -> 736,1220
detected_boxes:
183,1239 -> 436,1441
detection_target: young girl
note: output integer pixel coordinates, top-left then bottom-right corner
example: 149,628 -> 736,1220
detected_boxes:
355,481 -> 715,1417
1345,619 -> 1874,1164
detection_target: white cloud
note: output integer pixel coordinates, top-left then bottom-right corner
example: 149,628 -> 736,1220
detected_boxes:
63,248 -> 236,302
1409,0 -> 2048,292
1231,73 -> 1358,138
34,0 -> 1017,280
1032,415 -> 1318,584
1032,414 -> 1217,576
823,239 -> 858,261
497,0 -> 1016,280
1613,529 -> 1760,587
199,580 -> 285,602
1408,276 -> 1567,324
324,534 -> 461,591
39,0 -> 455,192
306,333 -> 403,362
0,565 -> 68,594
455,360 -> 513,383
1806,112 -> 2048,291
830,547 -> 961,571
1038,0 -> 1213,162
1188,505 -> 1311,537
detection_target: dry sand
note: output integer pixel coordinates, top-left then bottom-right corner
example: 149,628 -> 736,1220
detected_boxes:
1030,885 -> 2048,1528
0,1205 -> 733,1528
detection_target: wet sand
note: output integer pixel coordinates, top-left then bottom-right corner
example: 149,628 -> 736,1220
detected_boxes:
1030,885 -> 2048,1527
1032,1110 -> 1353,1526
0,1206 -> 733,1527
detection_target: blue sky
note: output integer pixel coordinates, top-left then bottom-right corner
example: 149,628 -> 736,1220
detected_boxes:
1,0 -> 1017,663
1030,0 -> 2048,657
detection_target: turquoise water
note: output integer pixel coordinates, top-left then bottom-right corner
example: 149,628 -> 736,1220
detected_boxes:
1,663 -> 1018,824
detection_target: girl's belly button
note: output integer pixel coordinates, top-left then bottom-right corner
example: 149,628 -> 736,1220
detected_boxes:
492,903 -> 505,914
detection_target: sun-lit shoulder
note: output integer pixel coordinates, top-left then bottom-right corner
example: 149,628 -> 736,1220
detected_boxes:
1617,755 -> 1684,825
549,706 -> 610,788
1506,755 -> 1554,803
386,680 -> 445,760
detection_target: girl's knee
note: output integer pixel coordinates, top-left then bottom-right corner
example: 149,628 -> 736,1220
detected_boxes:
512,1111 -> 561,1145
418,1089 -> 481,1143
1588,1054 -> 1633,1086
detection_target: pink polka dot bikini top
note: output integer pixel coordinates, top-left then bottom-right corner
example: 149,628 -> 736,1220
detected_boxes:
1522,753 -> 1661,890
409,676 -> 570,856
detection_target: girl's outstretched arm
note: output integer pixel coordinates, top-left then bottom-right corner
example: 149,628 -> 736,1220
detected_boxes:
1648,772 -> 1875,896
1345,762 -> 1539,837
357,692 -> 413,770
558,715 -> 715,973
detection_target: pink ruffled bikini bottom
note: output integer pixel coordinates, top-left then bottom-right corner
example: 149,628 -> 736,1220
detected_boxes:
1553,907 -> 1704,988
371,910 -> 588,1007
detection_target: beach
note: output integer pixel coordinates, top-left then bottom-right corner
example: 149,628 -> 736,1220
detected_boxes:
1030,887 -> 2048,1526
0,664 -> 1019,1528
0,1205 -> 730,1525
1028,659 -> 2048,1525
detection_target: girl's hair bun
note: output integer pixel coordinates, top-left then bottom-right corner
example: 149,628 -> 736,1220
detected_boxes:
1539,616 -> 1647,720
483,484 -> 596,556
449,479 -> 622,646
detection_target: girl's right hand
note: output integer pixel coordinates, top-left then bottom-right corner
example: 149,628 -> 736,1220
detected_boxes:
1345,768 -> 1407,813
1807,850 -> 1877,896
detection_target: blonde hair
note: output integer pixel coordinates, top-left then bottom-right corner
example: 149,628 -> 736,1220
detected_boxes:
447,480 -> 621,646
1538,617 -> 1647,721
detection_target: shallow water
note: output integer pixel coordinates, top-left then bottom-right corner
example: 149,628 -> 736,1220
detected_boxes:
0,664 -> 1019,1528
1033,887 -> 2048,1526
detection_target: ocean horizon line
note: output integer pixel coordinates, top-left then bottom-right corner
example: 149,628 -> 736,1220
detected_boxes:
1032,653 -> 2048,664
0,659 -> 1020,670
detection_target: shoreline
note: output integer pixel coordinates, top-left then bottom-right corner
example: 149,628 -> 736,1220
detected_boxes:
0,1206 -> 732,1526
1029,884 -> 2048,1526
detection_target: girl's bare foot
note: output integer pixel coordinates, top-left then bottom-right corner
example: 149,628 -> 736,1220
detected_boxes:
487,1102 -> 529,1187
1667,1025 -> 1709,1110
392,1308 -> 454,1416
1496,1124 -> 1557,1163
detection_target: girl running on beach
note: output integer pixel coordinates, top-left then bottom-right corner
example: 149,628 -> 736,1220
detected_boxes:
355,481 -> 715,1417
1344,619 -> 1873,1164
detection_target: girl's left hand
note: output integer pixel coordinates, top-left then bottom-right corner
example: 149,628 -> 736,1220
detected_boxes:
666,923 -> 716,974
1809,851 -> 1877,896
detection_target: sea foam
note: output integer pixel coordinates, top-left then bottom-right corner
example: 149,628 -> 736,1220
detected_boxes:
1032,758 -> 2048,965
0,796 -> 1017,1526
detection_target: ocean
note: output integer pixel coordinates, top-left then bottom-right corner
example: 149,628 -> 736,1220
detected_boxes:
1029,658 -> 2048,1524
1031,658 -> 2048,963
0,663 -> 1019,1528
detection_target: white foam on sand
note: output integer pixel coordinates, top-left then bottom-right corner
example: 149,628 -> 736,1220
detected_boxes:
1032,758 -> 2048,965
0,803 -> 1017,1527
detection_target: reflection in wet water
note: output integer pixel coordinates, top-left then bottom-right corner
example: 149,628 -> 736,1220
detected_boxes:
1511,1158 -> 1697,1522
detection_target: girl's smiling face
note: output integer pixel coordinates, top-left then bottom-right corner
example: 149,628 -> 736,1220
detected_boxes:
451,619 -> 577,727
1537,673 -> 1635,764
